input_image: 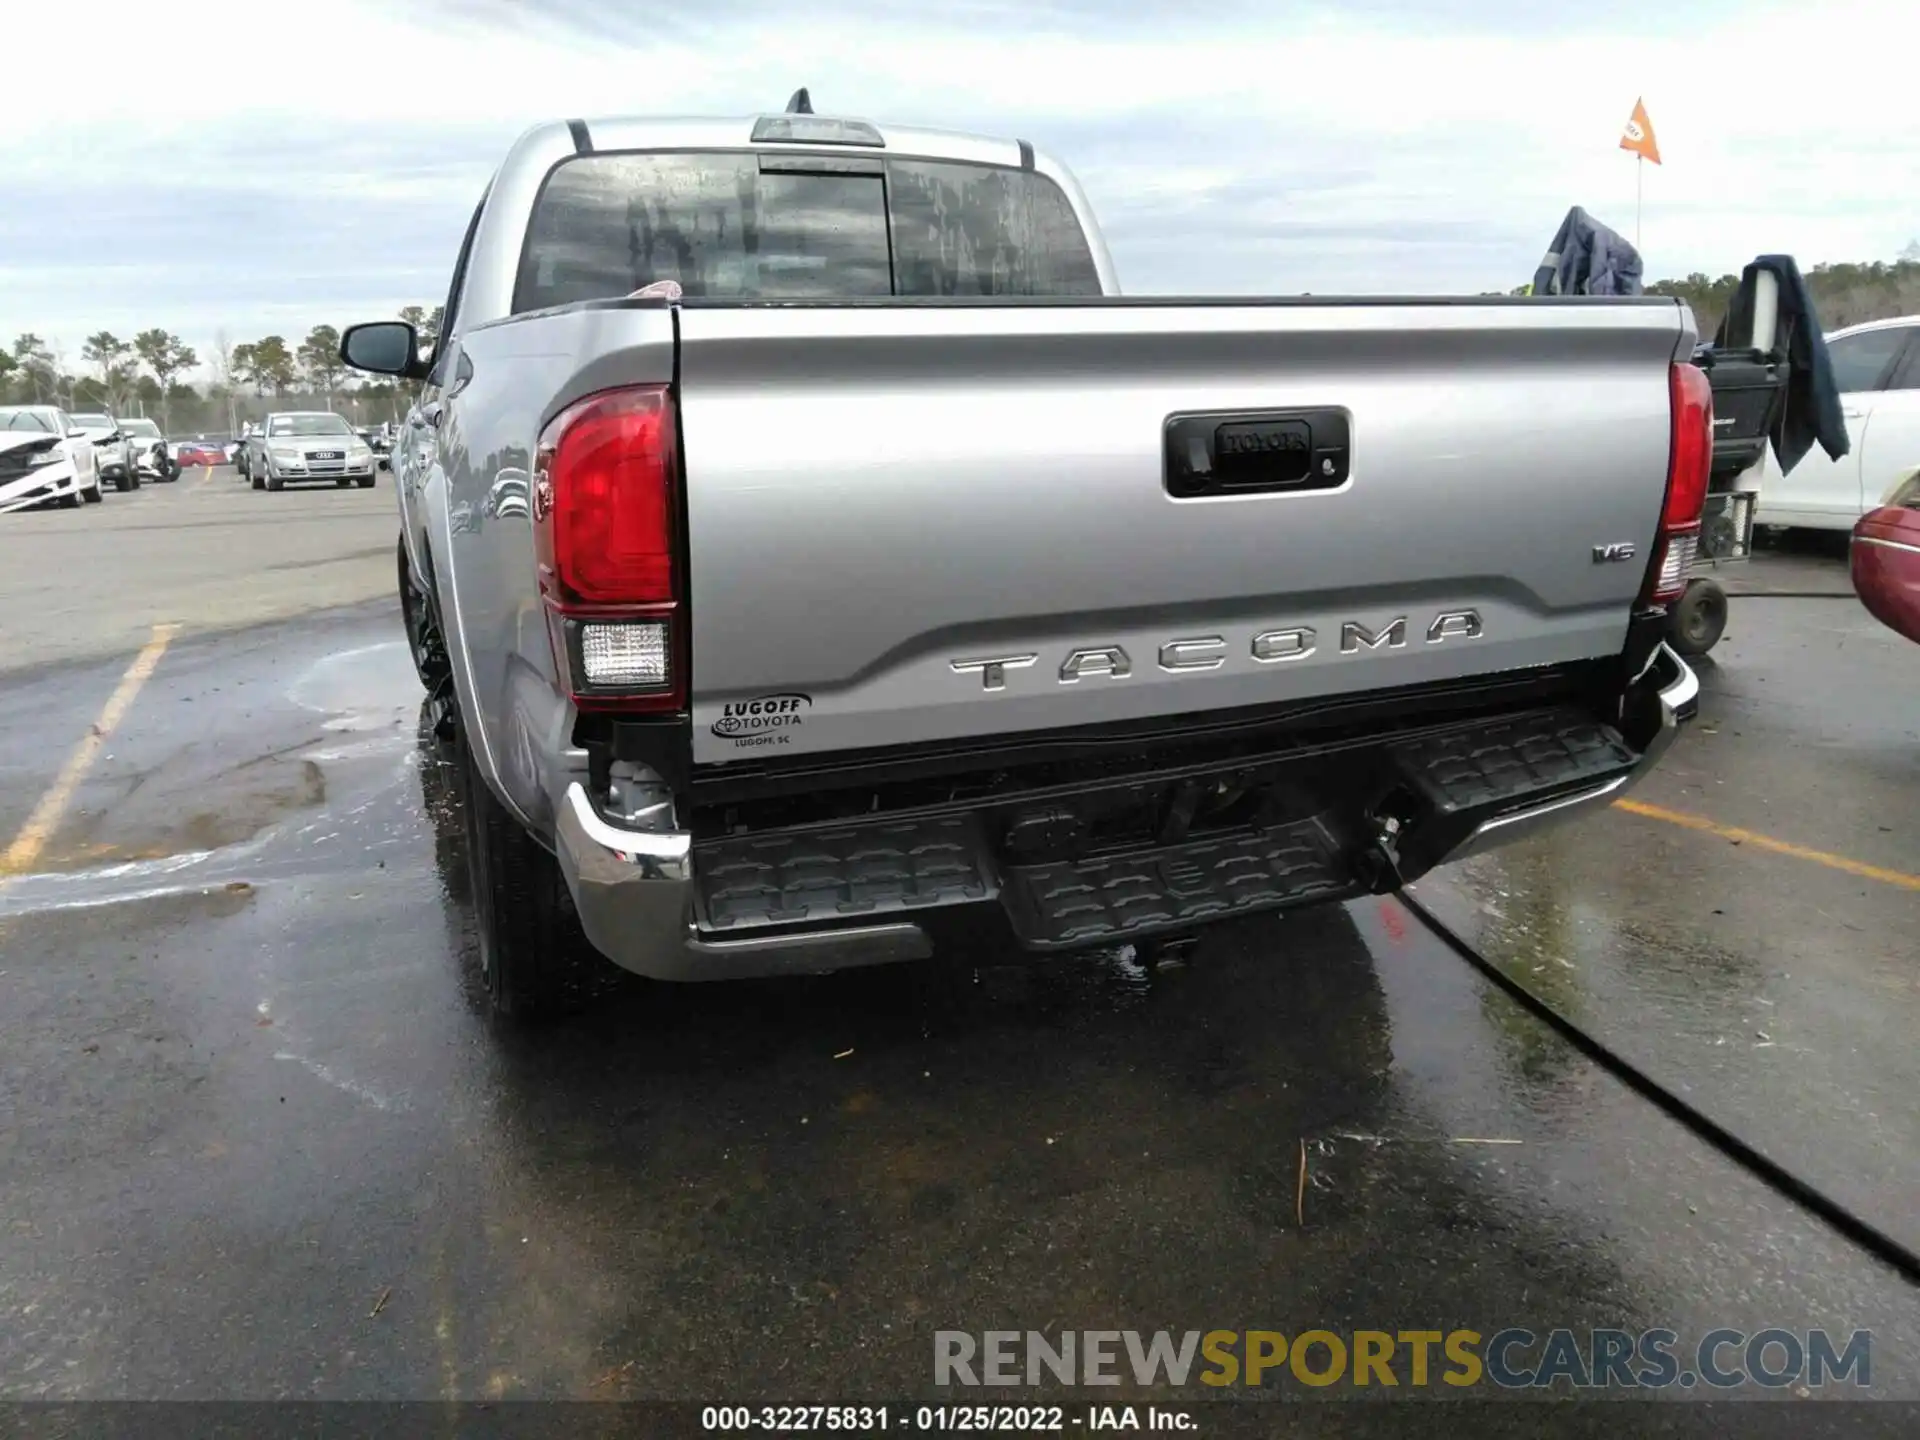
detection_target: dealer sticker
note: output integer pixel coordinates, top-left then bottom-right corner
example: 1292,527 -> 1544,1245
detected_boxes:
711,692 -> 812,748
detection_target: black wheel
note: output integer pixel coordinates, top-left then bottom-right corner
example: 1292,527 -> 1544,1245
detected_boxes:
336,476 -> 351,487
1669,579 -> 1729,657
114,472 -> 132,492
58,490 -> 81,509
356,475 -> 376,488
81,483 -> 102,504
251,473 -> 264,491
129,466 -> 141,489
456,719 -> 604,1022
266,472 -> 283,491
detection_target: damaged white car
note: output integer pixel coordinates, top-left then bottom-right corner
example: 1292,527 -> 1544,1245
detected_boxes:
122,416 -> 180,482
0,405 -> 102,513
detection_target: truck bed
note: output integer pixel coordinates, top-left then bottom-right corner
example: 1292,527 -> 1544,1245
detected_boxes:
674,295 -> 1694,766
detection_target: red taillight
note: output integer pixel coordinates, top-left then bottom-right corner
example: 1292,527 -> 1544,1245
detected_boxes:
1641,361 -> 1714,606
533,384 -> 683,712
1664,361 -> 1713,528
535,387 -> 674,604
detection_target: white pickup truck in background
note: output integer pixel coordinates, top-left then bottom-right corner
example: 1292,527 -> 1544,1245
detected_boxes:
343,97 -> 1709,1025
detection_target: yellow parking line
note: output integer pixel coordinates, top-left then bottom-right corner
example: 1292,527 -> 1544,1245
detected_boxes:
192,465 -> 219,491
0,624 -> 180,877
1615,798 -> 1920,892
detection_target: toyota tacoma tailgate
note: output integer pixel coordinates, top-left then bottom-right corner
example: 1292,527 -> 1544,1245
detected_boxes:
678,296 -> 1693,765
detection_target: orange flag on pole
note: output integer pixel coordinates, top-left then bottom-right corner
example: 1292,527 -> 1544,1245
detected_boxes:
1620,97 -> 1661,165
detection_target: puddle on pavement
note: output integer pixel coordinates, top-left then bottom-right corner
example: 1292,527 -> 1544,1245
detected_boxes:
288,641 -> 417,735
1,878 -> 259,931
44,759 -> 330,875
2,641 -> 426,914
2,765 -> 431,916
1421,841 -> 1781,1026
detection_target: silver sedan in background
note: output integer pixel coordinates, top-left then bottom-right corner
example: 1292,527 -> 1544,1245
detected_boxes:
245,412 -> 378,491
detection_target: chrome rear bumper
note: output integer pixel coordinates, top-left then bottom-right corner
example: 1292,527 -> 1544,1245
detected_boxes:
553,781 -> 929,981
1437,642 -> 1696,865
552,645 -> 1699,982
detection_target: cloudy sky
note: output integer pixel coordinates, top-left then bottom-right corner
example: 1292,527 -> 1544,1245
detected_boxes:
4,0 -> 1914,375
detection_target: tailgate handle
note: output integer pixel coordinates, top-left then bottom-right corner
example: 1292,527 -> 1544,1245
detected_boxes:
1164,408 -> 1351,498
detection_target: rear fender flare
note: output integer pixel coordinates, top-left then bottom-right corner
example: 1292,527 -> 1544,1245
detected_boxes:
423,472 -> 539,835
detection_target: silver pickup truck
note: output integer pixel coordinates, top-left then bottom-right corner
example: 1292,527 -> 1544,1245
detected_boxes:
341,99 -> 1708,1023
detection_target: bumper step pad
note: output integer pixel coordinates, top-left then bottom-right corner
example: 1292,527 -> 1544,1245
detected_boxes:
1000,819 -> 1351,951
1386,709 -> 1637,818
694,815 -> 996,931
689,707 -> 1638,949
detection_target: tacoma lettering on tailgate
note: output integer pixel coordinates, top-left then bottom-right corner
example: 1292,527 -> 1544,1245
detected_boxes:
949,611 -> 1484,689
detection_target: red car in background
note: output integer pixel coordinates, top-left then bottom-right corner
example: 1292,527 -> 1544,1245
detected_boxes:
1852,471 -> 1920,645
175,441 -> 227,468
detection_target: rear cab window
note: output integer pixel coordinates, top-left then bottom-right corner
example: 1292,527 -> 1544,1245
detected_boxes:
512,150 -> 1102,313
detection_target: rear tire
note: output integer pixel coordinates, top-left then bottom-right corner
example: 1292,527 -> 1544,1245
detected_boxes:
356,476 -> 376,488
251,473 -> 264,491
82,482 -> 102,504
58,490 -> 81,509
114,472 -> 133,493
1669,579 -> 1729,658
456,719 -> 604,1023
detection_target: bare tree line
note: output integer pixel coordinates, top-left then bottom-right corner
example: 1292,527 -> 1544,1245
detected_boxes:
1646,247 -> 1920,339
0,307 -> 443,436
12,249 -> 1918,433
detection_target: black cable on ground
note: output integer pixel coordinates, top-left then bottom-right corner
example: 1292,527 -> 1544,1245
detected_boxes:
1395,886 -> 1920,1289
1724,591 -> 1858,600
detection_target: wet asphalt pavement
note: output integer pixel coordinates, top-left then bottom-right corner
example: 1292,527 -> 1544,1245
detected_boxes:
2,520 -> 1918,1428
0,462 -> 392,672
1413,539 -> 1920,1256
